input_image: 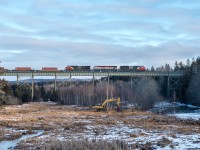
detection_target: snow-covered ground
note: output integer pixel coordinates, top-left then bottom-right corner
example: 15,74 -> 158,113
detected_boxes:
1,102 -> 199,150
36,124 -> 200,149
169,113 -> 200,120
151,101 -> 200,121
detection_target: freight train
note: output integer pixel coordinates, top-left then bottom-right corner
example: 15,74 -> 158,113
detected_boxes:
0,67 -> 5,72
0,66 -> 146,72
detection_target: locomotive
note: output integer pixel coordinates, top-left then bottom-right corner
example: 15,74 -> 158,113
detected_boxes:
64,66 -> 145,72
65,66 -> 90,71
119,66 -> 145,71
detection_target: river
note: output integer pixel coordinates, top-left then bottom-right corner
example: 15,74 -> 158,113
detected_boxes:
0,130 -> 44,150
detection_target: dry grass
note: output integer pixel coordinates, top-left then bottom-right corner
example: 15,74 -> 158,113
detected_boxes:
40,139 -> 128,150
0,101 -> 199,149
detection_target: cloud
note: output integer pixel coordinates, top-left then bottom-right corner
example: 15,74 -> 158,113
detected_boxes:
0,0 -> 200,71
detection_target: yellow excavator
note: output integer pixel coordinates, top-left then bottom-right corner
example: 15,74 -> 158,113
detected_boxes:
92,97 -> 120,111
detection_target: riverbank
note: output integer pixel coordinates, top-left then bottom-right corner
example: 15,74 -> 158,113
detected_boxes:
0,102 -> 199,149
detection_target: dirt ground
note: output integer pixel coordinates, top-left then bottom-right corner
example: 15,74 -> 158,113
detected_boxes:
0,102 -> 200,149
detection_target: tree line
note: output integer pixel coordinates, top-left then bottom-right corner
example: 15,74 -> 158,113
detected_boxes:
0,56 -> 200,108
152,57 -> 200,106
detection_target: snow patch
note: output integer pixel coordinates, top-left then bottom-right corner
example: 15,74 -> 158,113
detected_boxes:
169,113 -> 200,120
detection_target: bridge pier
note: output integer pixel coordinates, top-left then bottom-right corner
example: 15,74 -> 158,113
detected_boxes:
31,73 -> 34,100
130,76 -> 133,88
130,77 -> 140,88
54,73 -> 57,92
167,75 -> 170,99
53,72 -> 75,90
69,72 -> 72,89
17,74 -> 19,85
16,73 -> 35,100
166,75 -> 180,100
93,72 -> 95,87
106,73 -> 110,100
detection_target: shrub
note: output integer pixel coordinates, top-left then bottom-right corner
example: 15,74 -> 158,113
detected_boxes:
40,139 -> 128,150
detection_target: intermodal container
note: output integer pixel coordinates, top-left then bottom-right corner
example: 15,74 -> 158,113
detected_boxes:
42,67 -> 58,71
15,67 -> 32,71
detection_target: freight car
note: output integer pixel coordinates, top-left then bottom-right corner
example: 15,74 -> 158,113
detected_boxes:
65,66 -> 90,71
119,66 -> 145,71
15,67 -> 32,71
0,67 -> 5,72
93,66 -> 118,72
42,67 -> 58,71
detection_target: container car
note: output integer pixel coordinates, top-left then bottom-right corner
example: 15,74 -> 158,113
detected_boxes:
42,67 -> 58,71
15,67 -> 32,71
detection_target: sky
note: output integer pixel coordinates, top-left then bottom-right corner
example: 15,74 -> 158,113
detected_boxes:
0,0 -> 200,70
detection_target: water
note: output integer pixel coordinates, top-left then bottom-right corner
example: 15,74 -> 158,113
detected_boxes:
0,130 -> 44,150
169,112 -> 200,120
151,102 -> 200,114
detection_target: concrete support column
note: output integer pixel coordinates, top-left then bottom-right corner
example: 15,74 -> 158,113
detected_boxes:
106,73 -> 110,100
17,74 -> 19,85
145,72 -> 147,82
167,75 -> 170,99
54,73 -> 57,92
108,73 -> 110,84
93,72 -> 95,87
31,73 -> 34,100
69,72 -> 72,89
131,76 -> 133,88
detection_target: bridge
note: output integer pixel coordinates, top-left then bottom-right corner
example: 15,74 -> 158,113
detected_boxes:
0,70 -> 184,77
0,70 -> 185,100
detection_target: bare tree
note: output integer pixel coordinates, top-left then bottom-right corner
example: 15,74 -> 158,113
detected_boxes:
134,77 -> 161,110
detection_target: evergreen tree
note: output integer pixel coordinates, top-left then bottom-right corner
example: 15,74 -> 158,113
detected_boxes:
174,61 -> 179,70
151,66 -> 155,71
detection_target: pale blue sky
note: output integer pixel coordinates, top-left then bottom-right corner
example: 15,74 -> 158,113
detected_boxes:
0,0 -> 200,70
